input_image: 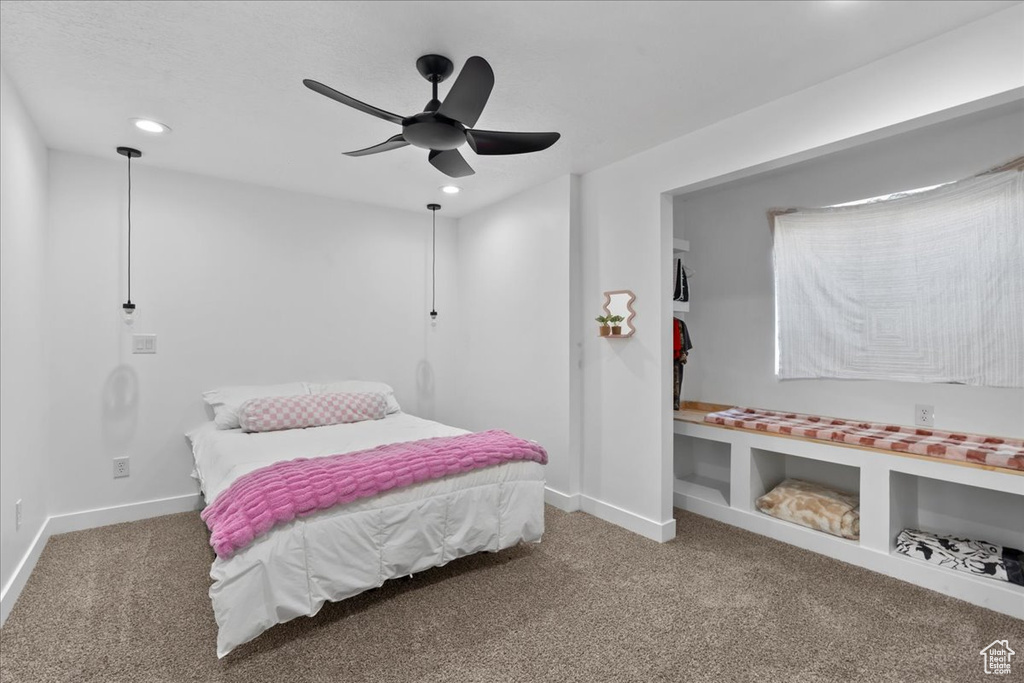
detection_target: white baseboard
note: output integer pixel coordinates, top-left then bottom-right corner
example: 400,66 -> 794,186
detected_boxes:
0,518 -> 50,625
580,495 -> 676,543
544,486 -> 581,512
0,492 -> 203,626
46,493 -> 203,536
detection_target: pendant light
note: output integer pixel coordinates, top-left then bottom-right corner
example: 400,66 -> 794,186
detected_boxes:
427,203 -> 440,321
117,146 -> 142,325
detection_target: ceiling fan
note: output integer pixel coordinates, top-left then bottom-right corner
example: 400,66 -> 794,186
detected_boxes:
303,55 -> 560,178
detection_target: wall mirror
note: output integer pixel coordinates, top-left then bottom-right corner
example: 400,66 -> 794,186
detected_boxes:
602,289 -> 637,337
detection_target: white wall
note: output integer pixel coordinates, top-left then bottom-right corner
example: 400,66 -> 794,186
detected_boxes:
44,151 -> 459,516
0,69 -> 50,593
579,5 -> 1024,540
677,103 -> 1024,437
454,175 -> 581,501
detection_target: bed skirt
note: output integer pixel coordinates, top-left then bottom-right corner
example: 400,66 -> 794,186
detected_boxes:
209,474 -> 545,657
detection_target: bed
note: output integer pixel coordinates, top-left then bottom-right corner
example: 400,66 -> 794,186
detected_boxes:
187,397 -> 546,657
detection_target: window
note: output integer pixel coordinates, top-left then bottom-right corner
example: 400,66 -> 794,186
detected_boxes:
773,165 -> 1023,388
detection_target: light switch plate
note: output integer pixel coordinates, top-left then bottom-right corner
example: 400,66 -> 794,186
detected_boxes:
132,334 -> 157,354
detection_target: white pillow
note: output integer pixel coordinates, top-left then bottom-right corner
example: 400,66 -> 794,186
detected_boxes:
304,380 -> 401,415
202,382 -> 309,430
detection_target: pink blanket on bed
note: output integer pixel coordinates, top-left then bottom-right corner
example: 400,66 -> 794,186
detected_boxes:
201,430 -> 548,558
705,407 -> 1024,473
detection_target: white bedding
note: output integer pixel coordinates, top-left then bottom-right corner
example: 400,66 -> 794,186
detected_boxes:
187,412 -> 546,657
188,412 -> 473,503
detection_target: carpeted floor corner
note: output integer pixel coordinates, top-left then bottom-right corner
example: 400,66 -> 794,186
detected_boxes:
1,506 -> 1021,682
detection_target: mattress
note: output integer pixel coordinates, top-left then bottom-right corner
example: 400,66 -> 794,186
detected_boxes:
187,413 -> 546,657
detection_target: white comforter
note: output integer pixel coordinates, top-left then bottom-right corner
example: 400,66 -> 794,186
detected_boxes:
187,413 -> 546,656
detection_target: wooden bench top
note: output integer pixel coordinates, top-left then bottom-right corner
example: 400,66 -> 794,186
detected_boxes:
673,401 -> 1024,477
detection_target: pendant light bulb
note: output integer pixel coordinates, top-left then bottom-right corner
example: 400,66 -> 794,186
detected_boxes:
122,301 -> 137,325
427,203 -> 440,323
117,146 -> 142,326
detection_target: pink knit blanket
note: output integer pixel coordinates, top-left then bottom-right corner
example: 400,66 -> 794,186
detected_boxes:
201,430 -> 548,558
705,407 -> 1024,473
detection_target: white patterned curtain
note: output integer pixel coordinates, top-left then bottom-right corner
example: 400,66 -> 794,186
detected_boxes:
773,166 -> 1024,388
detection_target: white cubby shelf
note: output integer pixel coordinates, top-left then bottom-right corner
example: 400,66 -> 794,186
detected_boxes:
673,238 -> 690,252
673,415 -> 1024,619
673,435 -> 731,507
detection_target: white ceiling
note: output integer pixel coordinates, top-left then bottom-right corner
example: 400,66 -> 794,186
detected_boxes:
0,0 -> 1018,217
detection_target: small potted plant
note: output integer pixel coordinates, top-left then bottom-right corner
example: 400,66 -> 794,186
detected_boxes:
595,315 -> 611,337
609,315 -> 625,336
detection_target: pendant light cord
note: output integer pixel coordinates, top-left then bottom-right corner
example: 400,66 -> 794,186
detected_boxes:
431,207 -> 436,313
127,154 -> 132,304
425,203 -> 439,319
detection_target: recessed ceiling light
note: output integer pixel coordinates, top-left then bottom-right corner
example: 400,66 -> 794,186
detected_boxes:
441,185 -> 461,194
132,118 -> 170,134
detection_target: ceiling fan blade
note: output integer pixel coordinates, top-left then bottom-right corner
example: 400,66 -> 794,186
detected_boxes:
344,134 -> 409,157
437,56 -> 493,128
428,149 -> 475,178
303,79 -> 404,125
466,130 -> 561,155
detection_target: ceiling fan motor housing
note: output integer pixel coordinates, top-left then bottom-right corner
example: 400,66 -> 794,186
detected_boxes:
403,112 -> 466,150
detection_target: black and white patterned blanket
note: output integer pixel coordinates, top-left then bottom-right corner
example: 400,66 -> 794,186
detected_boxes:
896,528 -> 1023,586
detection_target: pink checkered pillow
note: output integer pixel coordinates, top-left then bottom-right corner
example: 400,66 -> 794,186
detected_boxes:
238,392 -> 387,433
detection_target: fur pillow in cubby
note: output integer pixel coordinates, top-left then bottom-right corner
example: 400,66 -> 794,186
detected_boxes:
755,478 -> 860,540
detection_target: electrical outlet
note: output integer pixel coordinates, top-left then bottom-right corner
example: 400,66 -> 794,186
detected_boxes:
15,499 -> 22,530
915,404 -> 934,427
113,456 -> 130,479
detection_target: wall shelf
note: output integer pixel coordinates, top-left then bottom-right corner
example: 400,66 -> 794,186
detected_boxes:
673,301 -> 689,313
673,238 -> 690,252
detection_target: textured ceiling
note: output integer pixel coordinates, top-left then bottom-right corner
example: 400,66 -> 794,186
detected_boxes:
0,0 -> 1018,216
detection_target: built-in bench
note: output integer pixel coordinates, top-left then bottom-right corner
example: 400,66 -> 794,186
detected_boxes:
705,406 -> 1024,473
672,402 -> 1024,619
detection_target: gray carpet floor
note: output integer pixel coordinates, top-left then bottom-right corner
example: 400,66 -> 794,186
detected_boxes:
1,506 -> 1021,682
